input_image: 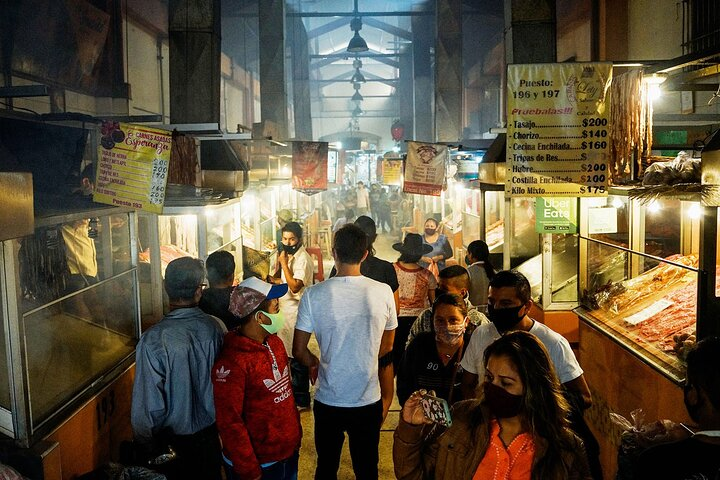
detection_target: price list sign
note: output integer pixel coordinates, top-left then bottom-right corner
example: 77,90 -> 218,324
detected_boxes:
506,62 -> 612,197
94,122 -> 172,213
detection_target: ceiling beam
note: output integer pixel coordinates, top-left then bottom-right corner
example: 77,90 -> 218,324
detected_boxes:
313,78 -> 398,84
363,17 -> 412,41
306,17 -> 348,39
310,52 -> 402,59
287,11 -> 433,18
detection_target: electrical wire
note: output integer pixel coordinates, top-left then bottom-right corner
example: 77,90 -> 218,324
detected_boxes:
0,100 -> 40,116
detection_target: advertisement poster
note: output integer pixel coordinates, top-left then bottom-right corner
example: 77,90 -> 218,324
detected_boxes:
506,62 -> 612,197
292,141 -> 328,195
94,122 -> 171,213
382,159 -> 403,185
535,197 -> 577,233
403,141 -> 448,196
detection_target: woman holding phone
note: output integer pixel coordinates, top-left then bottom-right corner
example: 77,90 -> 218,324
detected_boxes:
397,293 -> 469,407
393,331 -> 591,480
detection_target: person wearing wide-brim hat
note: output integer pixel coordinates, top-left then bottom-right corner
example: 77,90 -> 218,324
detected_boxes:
391,233 -> 438,374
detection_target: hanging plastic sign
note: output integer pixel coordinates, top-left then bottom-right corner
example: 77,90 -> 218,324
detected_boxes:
292,141 -> 329,195
94,122 -> 171,213
382,159 -> 403,185
507,62 -> 612,197
535,197 -> 577,233
403,141 -> 448,196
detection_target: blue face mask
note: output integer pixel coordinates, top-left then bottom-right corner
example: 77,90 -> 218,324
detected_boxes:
256,310 -> 285,335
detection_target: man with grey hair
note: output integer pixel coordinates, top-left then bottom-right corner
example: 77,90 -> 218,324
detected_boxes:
131,257 -> 226,480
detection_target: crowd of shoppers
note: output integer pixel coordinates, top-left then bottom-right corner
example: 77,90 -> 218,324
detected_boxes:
127,194 -> 717,480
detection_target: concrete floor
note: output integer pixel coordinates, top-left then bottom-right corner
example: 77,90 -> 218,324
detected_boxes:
300,228 -> 403,479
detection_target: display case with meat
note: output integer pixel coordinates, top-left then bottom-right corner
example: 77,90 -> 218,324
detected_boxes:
486,219 -> 504,251
576,189 -> 716,382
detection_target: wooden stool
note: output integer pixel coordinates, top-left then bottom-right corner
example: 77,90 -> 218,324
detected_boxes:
318,220 -> 333,258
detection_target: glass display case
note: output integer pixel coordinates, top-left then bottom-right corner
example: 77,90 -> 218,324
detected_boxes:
462,183 -> 505,267
0,207 -> 140,445
575,187 -> 718,382
508,197 -> 579,308
138,198 -> 243,324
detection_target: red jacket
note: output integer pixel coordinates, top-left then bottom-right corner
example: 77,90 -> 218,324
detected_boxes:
212,332 -> 302,478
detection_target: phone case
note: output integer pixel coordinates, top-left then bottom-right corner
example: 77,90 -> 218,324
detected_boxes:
420,394 -> 452,427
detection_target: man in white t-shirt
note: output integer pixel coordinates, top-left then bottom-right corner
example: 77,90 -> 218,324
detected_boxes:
270,221 -> 314,408
293,224 -> 396,480
459,269 -> 601,479
356,181 -> 370,216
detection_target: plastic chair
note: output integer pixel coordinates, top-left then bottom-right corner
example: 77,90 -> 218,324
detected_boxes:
305,245 -> 324,283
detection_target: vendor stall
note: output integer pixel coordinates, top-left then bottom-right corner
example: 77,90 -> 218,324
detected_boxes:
575,186 -> 719,474
138,196 -> 244,325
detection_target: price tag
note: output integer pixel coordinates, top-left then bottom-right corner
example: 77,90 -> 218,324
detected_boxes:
506,63 -> 612,197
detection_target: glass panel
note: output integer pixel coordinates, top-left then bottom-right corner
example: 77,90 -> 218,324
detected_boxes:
137,214 -> 156,320
206,204 -> 241,253
509,198 -> 539,269
551,234 -> 578,303
580,244 -> 697,380
588,194 -> 630,248
462,213 -> 480,247
158,215 -> 198,270
24,271 -> 138,426
0,248 -> 10,409
642,197 -> 683,258
19,213 -> 133,314
485,191 -> 505,255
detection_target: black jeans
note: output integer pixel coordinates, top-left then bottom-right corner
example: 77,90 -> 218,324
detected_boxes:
313,399 -> 383,480
393,316 -> 416,374
291,358 -> 310,407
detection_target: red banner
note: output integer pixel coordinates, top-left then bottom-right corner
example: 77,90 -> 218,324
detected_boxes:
292,141 -> 329,195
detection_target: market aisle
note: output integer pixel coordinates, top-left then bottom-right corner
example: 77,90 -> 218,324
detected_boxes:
299,229 -> 402,478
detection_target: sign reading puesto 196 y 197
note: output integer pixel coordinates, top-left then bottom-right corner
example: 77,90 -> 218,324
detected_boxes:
506,63 -> 612,197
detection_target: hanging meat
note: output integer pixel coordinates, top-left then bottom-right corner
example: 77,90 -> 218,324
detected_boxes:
609,69 -> 653,180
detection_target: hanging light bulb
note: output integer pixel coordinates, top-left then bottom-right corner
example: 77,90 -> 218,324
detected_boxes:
351,82 -> 363,101
347,17 -> 368,53
351,68 -> 366,83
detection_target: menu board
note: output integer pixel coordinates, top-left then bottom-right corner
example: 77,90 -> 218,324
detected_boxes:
506,63 -> 612,197
94,122 -> 171,213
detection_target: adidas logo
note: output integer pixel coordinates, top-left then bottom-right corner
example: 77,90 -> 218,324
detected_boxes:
263,366 -> 291,395
215,366 -> 231,382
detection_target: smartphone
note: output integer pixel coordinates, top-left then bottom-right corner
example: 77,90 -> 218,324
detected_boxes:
420,394 -> 452,427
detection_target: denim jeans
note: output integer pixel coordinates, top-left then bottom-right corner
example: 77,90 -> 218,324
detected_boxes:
313,399 -> 383,480
224,451 -> 299,480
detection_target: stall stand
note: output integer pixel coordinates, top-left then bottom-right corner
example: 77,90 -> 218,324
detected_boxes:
461,181 -> 505,268
501,195 -> 581,343
138,196 -> 244,326
575,187 -> 719,475
1,206 -> 141,479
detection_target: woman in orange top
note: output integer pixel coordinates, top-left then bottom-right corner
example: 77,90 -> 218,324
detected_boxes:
393,331 -> 591,480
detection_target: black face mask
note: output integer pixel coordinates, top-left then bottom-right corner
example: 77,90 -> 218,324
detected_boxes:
464,255 -> 472,265
425,228 -> 436,236
487,304 -> 524,332
483,381 -> 523,418
280,243 -> 300,256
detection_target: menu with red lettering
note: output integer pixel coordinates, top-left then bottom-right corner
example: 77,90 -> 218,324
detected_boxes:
506,63 -> 612,197
94,122 -> 171,213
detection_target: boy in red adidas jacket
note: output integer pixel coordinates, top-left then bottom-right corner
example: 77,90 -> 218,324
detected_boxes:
213,277 -> 302,479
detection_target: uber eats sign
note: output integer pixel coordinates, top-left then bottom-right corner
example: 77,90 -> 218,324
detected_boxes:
535,197 -> 577,234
